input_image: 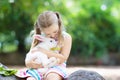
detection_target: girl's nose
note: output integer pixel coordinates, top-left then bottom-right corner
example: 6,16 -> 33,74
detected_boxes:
50,34 -> 55,38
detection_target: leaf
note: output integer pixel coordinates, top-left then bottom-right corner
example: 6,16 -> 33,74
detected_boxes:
0,66 -> 17,76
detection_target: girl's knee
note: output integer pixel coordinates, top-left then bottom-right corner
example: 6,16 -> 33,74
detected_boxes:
45,73 -> 62,80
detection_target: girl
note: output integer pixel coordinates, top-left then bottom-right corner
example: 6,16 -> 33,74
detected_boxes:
16,11 -> 72,80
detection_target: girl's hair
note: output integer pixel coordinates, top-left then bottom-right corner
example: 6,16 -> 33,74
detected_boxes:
33,11 -> 64,47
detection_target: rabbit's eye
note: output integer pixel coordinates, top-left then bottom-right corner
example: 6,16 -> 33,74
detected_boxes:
50,40 -> 53,42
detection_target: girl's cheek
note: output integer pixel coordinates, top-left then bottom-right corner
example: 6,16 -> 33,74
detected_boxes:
55,33 -> 58,37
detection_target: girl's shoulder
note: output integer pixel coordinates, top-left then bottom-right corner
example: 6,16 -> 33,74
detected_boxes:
62,31 -> 71,39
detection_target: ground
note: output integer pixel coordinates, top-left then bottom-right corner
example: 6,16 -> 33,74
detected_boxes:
8,65 -> 120,80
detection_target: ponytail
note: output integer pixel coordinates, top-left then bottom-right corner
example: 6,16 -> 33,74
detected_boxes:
33,20 -> 41,47
55,12 -> 64,46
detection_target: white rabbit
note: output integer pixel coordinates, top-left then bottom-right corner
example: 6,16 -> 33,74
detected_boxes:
25,35 -> 59,74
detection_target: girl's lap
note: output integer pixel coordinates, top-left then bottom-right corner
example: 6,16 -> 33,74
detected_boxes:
16,64 -> 67,80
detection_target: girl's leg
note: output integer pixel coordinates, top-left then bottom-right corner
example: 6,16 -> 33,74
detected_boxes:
45,72 -> 62,80
27,77 -> 36,80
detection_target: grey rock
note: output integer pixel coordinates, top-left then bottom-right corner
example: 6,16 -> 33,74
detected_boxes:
67,70 -> 105,80
0,75 -> 21,80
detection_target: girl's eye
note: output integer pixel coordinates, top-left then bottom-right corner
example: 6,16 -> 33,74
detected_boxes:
47,34 -> 50,36
46,34 -> 50,37
54,31 -> 58,33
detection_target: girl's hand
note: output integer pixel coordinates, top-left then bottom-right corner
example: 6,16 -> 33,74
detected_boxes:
26,60 -> 43,68
31,61 -> 43,68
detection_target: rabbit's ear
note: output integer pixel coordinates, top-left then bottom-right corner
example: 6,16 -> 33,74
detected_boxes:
34,34 -> 46,41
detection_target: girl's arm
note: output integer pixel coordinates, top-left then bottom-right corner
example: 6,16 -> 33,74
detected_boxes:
25,38 -> 43,68
39,34 -> 72,64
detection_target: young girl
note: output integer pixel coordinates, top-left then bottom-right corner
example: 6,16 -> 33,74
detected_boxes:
16,11 -> 72,80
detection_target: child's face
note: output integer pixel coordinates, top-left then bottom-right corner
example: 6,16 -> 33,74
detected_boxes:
42,23 -> 59,39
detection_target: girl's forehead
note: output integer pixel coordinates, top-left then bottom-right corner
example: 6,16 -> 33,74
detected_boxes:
42,23 -> 59,33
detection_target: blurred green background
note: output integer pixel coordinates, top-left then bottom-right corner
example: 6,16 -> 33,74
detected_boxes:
0,0 -> 120,65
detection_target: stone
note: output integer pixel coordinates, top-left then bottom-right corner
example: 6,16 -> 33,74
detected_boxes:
67,70 -> 105,80
0,63 -> 24,80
